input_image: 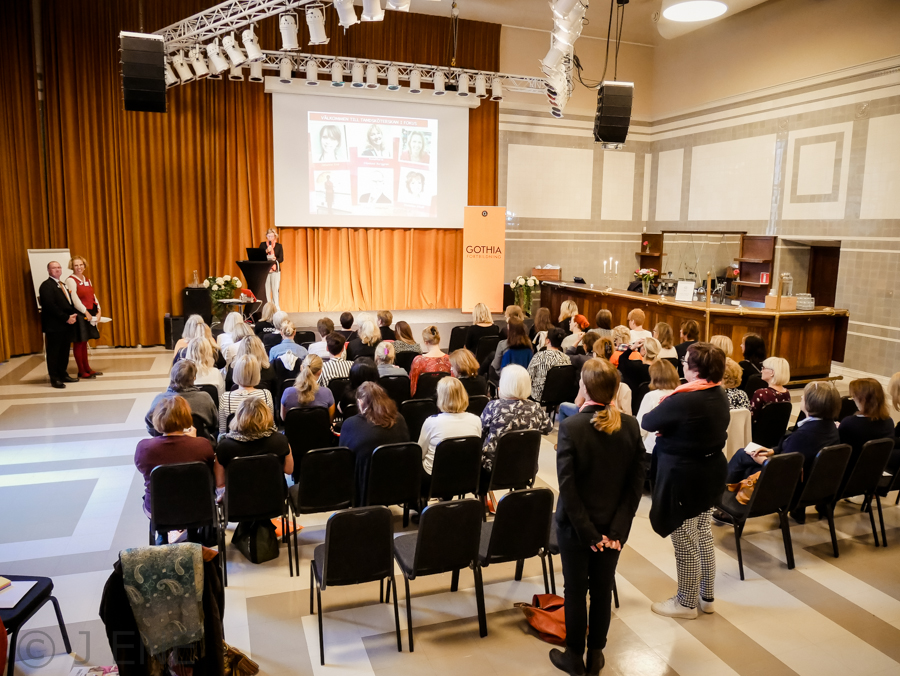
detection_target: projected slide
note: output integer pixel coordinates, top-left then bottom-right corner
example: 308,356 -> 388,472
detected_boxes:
308,112 -> 438,218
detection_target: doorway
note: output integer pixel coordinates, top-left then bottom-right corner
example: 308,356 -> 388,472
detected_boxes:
807,245 -> 841,308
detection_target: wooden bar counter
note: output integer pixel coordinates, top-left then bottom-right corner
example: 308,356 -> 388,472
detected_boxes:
540,282 -> 849,380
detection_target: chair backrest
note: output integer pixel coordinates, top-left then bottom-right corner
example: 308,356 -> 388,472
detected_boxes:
838,396 -> 859,421
395,350 -> 418,372
412,500 -> 483,577
415,371 -> 449,399
745,452 -> 804,518
197,384 -> 219,407
149,461 -> 217,531
400,399 -> 440,440
475,335 -> 502,364
224,454 -> 287,521
322,506 -> 394,588
191,413 -> 216,444
725,408 -> 752,460
327,377 -> 351,405
365,442 -> 423,507
380,375 -> 411,406
540,365 -> 579,406
295,330 -> 316,344
342,402 -> 359,419
794,444 -> 852,509
283,406 -> 336,477
751,401 -> 792,447
263,332 -> 282,351
429,436 -> 483,500
300,341 -> 313,350
633,381 -> 651,414
294,446 -> 355,514
743,374 -> 767,397
483,488 -> 553,565
490,429 -> 542,491
839,438 -> 894,499
466,395 -> 490,416
448,325 -> 470,353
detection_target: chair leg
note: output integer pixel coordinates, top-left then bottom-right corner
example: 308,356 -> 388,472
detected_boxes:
219,522 -> 228,588
284,513 -> 294,578
403,503 -> 410,528
309,563 -> 315,614
514,559 -> 524,581
450,569 -> 460,592
779,510 -> 795,570
292,512 -> 300,577
49,595 -> 72,653
481,494 -> 487,522
547,553 -> 556,595
875,494 -> 888,547
380,578 -> 384,603
317,585 -> 325,665
733,522 -> 745,581
540,554 -> 550,595
149,522 -> 155,546
403,575 -> 414,652
391,575 -> 402,653
613,577 -> 619,609
473,565 -> 488,638
826,504 -> 840,558
7,629 -> 18,676
865,494 -> 880,547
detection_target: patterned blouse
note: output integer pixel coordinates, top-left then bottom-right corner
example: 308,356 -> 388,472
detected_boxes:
749,387 -> 791,422
393,341 -> 423,354
726,388 -> 751,411
480,398 -> 552,470
409,354 -> 451,396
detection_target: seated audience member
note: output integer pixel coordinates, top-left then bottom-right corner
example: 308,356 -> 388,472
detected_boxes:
308,317 -> 334,358
749,357 -> 791,422
531,307 -> 553,346
710,335 -> 734,360
496,319 -> 534,374
218,355 -> 275,435
176,320 -> 226,369
589,309 -> 614,341
839,378 -> 896,471
609,326 -> 632,366
617,337 -> 662,394
887,372 -> 900,474
375,341 -> 407,377
222,322 -> 255,366
562,314 -> 591,351
226,335 -> 276,394
738,332 -> 766,390
498,304 -> 525,340
527,327 -> 571,402
281,355 -> 334,420
628,309 -> 652,342
636,360 -> 681,453
173,314 -> 207,355
392,321 -> 422,354
339,358 -> 379,416
268,321 -> 308,363
217,312 -> 245,351
346,319 -> 381,361
557,300 -> 579,336
465,302 -> 501,353
377,310 -> 395,341
593,339 -> 632,414
418,377 -> 482,496
723,358 -> 751,410
722,381 -> 840,524
262,310 -> 289,351
135,395 -> 217,517
340,381 -> 410,504
410,325 -> 451,396
145,361 -> 218,441
337,312 -> 357,342
184,336 -> 226,396
449,348 -> 488,397
481,365 -> 552,482
253,302 -> 279,339
216,398 -> 293,476
675,319 -> 700,363
567,331 -> 598,379
653,322 -> 679,360
319,332 -> 353,386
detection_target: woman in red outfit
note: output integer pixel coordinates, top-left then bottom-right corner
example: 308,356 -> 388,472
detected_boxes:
65,256 -> 103,379
409,325 -> 451,396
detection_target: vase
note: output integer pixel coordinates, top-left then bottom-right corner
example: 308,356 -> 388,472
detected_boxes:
641,278 -> 650,296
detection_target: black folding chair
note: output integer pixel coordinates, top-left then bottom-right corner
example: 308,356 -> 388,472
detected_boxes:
283,407 -> 337,479
197,384 -> 220,407
743,374 -> 767,397
288,447 -> 355,574
415,371 -> 449,399
391,500 -> 486,650
223,454 -> 291,583
479,430 -> 542,520
545,521 -> 618,607
310,507 -> 401,665
400,399 -> 440,440
274,358 -> 302,402
448,325 -> 470,353
751,401 -> 792,447
466,395 -> 490,416
300,341 -> 313,351
838,396 -> 859,421
540,365 -> 579,420
327,377 -> 351,405
365,442 -> 423,527
838,438 -> 894,547
0,576 -> 71,676
380,375 -> 411,406
789,444 -> 851,557
475,335 -> 502,365
716,452 -> 804,580
395,350 -> 419,373
427,436 -> 483,503
479,488 -> 554,594
633,382 -> 651,414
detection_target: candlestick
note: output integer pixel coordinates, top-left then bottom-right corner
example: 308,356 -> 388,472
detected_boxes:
615,260 -> 618,275
603,261 -> 607,274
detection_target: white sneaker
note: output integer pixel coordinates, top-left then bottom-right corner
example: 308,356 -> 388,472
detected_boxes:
651,596 -> 698,619
699,598 -> 715,614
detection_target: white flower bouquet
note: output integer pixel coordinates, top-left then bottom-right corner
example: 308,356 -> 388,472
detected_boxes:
509,275 -> 540,316
205,273 -> 243,320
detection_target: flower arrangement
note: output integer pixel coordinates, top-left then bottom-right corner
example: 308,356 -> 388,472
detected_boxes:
643,240 -> 650,253
634,268 -> 658,281
510,275 -> 540,316
203,274 -> 243,320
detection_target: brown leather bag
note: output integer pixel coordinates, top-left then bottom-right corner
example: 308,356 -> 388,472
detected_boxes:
515,594 -> 566,645
727,471 -> 761,505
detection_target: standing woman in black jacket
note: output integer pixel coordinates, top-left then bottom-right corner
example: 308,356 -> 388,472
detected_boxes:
551,359 -> 645,676
260,228 -> 284,309
641,342 -> 729,620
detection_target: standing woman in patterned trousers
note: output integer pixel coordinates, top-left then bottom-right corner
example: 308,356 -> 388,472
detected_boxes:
641,342 -> 729,619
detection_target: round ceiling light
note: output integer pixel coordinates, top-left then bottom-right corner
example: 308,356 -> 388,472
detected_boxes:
662,0 -> 727,22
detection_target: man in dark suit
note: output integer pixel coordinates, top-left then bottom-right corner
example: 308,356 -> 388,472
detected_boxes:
39,261 -> 78,388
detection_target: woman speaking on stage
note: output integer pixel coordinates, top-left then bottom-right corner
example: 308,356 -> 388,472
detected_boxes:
259,228 -> 284,309
65,255 -> 103,379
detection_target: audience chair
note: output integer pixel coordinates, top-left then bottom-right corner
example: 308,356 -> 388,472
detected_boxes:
400,399 -> 440,440
327,377 -> 351,405
395,351 -> 418,373
341,402 -> 359,420
751,401 -> 792,447
838,396 -> 858,421
295,330 -> 316,344
223,454 -> 292,584
426,436 -> 483,504
415,371 -> 449,399
283,407 -> 337,480
274,359 -> 302,399
544,521 -> 618,607
300,341 -> 313,351
839,438 -> 893,546
448,326 -> 470,353
479,488 -> 554,594
191,413 -> 216,445
466,394 -> 490,417
788,444 -> 851,557
475,335 -> 502,365
724,409 -> 752,460
310,507 -> 401,665
288,447 -> 355,575
877,453 -> 900,507
197,384 -> 220,407
716,452 -> 804,580
743,374 -> 767,397
0,576 -> 71,676
380,375 -> 411,406
365,442 -> 423,527
479,430 -> 542,520
263,332 -> 282,352
633,382 -> 651,415
539,365 -> 579,420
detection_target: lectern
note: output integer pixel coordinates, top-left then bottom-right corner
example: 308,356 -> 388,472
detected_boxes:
236,260 -> 272,306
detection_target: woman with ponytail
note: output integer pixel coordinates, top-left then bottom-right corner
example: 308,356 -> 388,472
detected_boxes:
551,358 -> 645,676
280,355 -> 335,421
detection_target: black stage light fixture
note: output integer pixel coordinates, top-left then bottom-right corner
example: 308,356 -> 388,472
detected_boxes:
120,32 -> 166,113
593,81 -> 633,149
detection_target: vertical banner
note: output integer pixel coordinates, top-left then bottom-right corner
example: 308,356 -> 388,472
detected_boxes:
462,206 -> 505,313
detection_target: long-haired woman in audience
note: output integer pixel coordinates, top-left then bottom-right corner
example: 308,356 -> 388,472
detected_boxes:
839,378 -> 896,473
531,307 -> 553,347
280,354 -> 334,421
254,302 -> 279,338
222,322 -> 255,366
617,336 -> 662,394
653,322 -> 678,360
557,300 -> 579,336
449,348 -> 488,396
465,302 -> 500,353
887,372 -> 900,473
722,358 -> 750,410
185,337 -> 226,396
346,319 -> 381,361
174,315 -> 224,367
409,326 -> 451,396
738,333 -> 766,390
550,358 -> 645,676
636,359 -> 680,453
591,310 -> 614,341
375,341 -> 407,377
226,335 -> 275,394
339,357 -> 379,416
174,314 -> 204,354
217,312 -> 245,351
392,321 -> 422,354
498,319 -> 534,371
592,338 -> 632,414
709,335 -> 734,360
749,356 -> 791,422
218,355 -> 275,435
340,381 -> 410,503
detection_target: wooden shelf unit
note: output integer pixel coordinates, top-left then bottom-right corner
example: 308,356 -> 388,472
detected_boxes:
736,236 -> 776,302
636,233 -> 664,276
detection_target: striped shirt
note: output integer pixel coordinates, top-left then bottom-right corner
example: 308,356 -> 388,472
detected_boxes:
527,349 -> 571,402
319,356 -> 352,387
218,388 -> 275,434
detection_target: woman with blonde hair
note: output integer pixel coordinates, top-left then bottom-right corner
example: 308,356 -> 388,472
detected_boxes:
375,341 -> 407,377
217,397 -> 293,475
550,358 -> 645,676
254,302 -> 280,339
617,337 -> 661,394
709,335 -> 734,360
392,321 -> 422,354
65,255 -> 103,379
347,319 -> 382,361
653,322 -> 678,360
185,337 -> 226,396
722,358 -> 750,410
223,321 -> 255,366
409,326 -> 451,396
218,355 -> 274,434
174,314 -> 205,354
217,312 -> 245,351
281,354 -> 334,420
558,300 -> 579,335
227,335 -> 276,393
749,356 -> 791,422
465,302 -> 500,353
449,348 -> 488,397
636,360 -> 680,453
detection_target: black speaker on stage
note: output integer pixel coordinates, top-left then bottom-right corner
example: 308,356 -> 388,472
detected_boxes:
593,81 -> 633,148
164,315 -> 185,350
183,287 -> 212,325
119,32 -> 166,113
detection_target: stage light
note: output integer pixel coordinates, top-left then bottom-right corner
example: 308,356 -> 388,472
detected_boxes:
551,19 -> 583,47
188,45 -> 209,78
172,51 -> 194,83
433,71 -> 445,95
206,39 -> 230,74
351,62 -> 365,87
305,4 -> 329,45
229,65 -> 244,81
222,32 -> 246,67
331,61 -> 344,86
490,77 -> 503,101
249,61 -> 264,82
457,72 -> 470,96
164,59 -> 178,88
541,43 -> 566,72
361,0 -> 385,22
551,0 -> 581,20
306,60 -> 319,85
333,0 -> 359,28
386,0 -> 411,9
279,57 -> 293,84
366,63 -> 379,88
387,65 -> 400,90
279,13 -> 300,50
241,25 -> 263,62
473,73 -> 487,98
208,70 -> 222,80
409,69 -> 422,93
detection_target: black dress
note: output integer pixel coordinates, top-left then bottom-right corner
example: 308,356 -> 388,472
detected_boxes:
340,415 -> 410,504
464,323 -> 500,353
346,338 -> 377,362
458,375 -> 488,397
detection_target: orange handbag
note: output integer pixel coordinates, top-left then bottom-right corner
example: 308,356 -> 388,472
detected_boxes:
515,594 -> 567,645
727,470 -> 761,505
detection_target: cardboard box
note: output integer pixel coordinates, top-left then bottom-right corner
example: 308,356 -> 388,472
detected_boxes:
532,267 -> 561,281
765,294 -> 797,311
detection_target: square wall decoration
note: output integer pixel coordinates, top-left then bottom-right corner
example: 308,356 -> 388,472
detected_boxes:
781,122 -> 853,220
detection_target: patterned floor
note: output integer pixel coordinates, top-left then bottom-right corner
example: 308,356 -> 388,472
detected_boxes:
1,346 -> 899,676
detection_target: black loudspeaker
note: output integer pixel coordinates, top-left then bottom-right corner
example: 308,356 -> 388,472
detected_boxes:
183,288 -> 213,325
164,315 -> 185,350
120,32 -> 166,113
593,81 -> 633,147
